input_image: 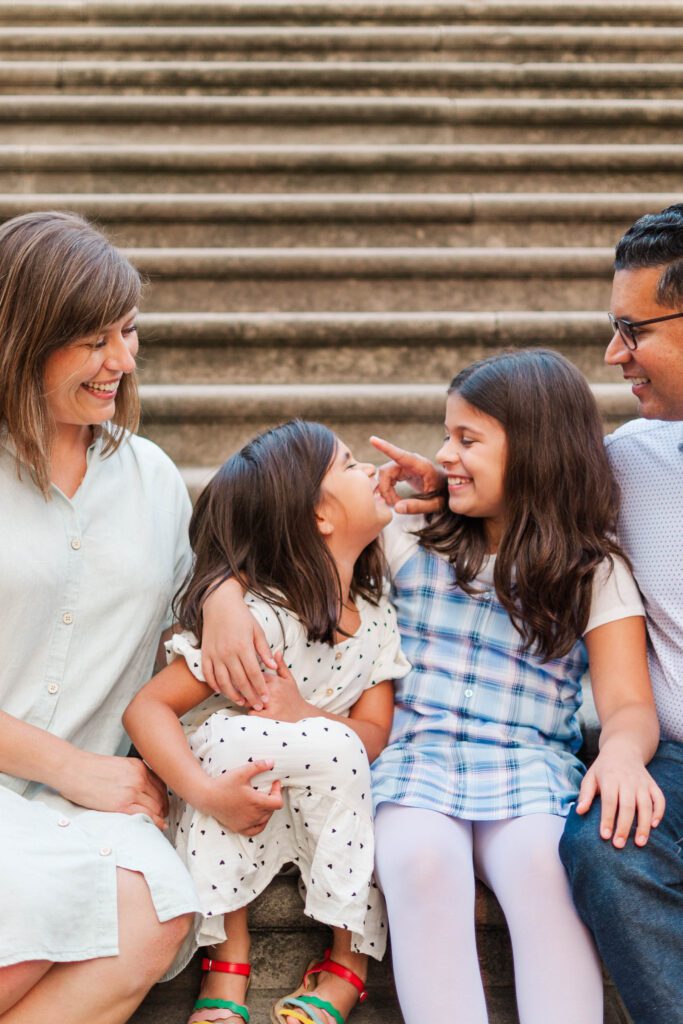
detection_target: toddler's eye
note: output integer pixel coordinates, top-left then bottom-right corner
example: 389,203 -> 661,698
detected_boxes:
123,324 -> 138,336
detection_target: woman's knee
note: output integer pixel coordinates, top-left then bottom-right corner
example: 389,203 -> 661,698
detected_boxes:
117,870 -> 192,989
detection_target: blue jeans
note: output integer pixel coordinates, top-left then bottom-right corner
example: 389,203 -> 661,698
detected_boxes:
559,741 -> 683,1024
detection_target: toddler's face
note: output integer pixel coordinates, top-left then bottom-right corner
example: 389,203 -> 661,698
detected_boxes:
317,439 -> 392,551
436,393 -> 508,551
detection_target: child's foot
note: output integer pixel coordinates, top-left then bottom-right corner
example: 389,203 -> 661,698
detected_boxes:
189,959 -> 250,1024
282,969 -> 361,1024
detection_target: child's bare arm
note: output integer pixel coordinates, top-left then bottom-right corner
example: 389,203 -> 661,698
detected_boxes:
123,661 -> 283,834
580,615 -> 664,848
249,652 -> 394,762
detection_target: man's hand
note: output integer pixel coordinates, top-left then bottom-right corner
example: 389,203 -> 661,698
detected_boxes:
248,653 -> 311,723
201,760 -> 283,836
370,435 -> 446,515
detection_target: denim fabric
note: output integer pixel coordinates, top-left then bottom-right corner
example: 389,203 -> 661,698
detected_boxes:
560,741 -> 683,1024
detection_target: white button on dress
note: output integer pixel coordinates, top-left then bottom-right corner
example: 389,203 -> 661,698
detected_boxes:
62,612 -> 73,625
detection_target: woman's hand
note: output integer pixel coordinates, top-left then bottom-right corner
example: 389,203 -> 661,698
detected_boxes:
370,435 -> 446,514
200,761 -> 284,836
201,578 -> 276,711
58,751 -> 170,830
575,739 -> 666,848
248,653 -> 311,723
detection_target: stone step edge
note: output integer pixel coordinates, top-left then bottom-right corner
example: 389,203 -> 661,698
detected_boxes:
2,142 -> 681,171
1,99 -> 683,128
121,245 -> 614,278
1,25 -> 681,50
4,60 -> 683,87
3,96 -> 683,125
1,1 -> 682,26
5,192 -> 680,222
135,310 -> 612,345
139,381 -> 634,420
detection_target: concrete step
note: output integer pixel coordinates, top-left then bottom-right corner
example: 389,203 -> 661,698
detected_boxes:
0,25 -> 681,62
0,96 -> 678,144
134,310 -> 617,385
5,192 -> 680,247
1,1 -> 681,27
1,60 -> 682,98
136,382 -> 636,466
2,143 -> 681,193
119,245 -> 614,312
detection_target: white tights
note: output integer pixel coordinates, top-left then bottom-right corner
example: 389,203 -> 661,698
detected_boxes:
374,804 -> 603,1024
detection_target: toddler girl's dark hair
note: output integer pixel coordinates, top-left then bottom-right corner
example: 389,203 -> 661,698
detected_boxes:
177,420 -> 386,645
419,349 -> 626,661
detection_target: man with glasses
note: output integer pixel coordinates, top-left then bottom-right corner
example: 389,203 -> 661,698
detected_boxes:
559,204 -> 683,1024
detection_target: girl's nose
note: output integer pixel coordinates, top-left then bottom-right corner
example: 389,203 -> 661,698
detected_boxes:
361,461 -> 376,478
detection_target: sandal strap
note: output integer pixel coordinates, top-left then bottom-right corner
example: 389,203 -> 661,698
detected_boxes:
303,949 -> 368,1004
298,994 -> 345,1024
193,997 -> 249,1024
201,958 -> 251,978
276,996 -> 328,1024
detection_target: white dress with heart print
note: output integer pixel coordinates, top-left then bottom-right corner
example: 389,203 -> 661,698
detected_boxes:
165,590 -> 410,969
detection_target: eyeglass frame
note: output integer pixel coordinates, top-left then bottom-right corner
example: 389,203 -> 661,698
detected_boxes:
608,310 -> 683,350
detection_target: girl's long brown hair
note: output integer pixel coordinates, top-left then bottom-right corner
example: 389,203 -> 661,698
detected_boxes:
419,349 -> 626,661
177,420 -> 386,645
0,211 -> 141,494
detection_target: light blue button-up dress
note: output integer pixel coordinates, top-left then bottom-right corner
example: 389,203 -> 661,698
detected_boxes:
0,429 -> 200,967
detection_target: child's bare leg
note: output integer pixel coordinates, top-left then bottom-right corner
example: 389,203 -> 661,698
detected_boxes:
196,907 -> 251,1023
284,928 -> 367,1024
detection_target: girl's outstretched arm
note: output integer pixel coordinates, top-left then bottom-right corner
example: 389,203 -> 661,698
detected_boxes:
202,577 -> 275,709
250,653 -> 394,762
579,615 -> 664,848
123,661 -> 283,835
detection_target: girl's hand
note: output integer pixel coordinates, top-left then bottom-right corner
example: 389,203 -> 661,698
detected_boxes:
369,435 -> 446,514
201,578 -> 276,711
575,740 -> 666,848
59,751 -> 169,830
248,653 -> 311,723
201,761 -> 284,836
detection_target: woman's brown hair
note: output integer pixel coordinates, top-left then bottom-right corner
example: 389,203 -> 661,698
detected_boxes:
419,349 -> 626,661
0,210 -> 141,494
178,420 -> 386,645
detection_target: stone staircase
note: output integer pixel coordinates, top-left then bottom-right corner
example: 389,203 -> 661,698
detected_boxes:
6,2 -> 679,1020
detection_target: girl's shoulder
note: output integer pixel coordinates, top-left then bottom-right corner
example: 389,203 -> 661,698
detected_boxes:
244,591 -> 304,654
381,512 -> 427,578
584,555 -> 645,636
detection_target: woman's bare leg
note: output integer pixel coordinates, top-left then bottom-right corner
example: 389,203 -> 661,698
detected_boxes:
0,963 -> 51,1014
0,868 -> 191,1024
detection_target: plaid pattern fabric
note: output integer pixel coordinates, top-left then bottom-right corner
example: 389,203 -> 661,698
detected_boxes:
371,541 -> 587,820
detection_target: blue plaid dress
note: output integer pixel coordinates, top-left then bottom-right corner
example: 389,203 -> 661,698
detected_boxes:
372,518 -> 590,820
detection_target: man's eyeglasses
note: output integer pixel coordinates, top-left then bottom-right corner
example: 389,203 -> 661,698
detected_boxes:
608,310 -> 683,350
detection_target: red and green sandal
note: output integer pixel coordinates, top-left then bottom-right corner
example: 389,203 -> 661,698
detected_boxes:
271,949 -> 368,1024
188,957 -> 251,1024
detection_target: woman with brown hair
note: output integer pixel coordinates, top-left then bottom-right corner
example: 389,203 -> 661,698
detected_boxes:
0,211 -> 280,1024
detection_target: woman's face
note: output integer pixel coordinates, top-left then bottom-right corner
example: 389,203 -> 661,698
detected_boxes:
43,308 -> 139,432
436,392 -> 508,549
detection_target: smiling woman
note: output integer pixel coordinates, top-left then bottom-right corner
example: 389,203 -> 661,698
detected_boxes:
0,212 -> 201,1024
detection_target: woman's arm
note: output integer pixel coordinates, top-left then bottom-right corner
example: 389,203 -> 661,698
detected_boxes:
123,660 -> 283,835
0,710 -> 168,829
249,652 -> 394,762
579,615 -> 664,847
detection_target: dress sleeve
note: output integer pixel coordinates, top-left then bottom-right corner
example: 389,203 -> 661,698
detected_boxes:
164,597 -> 290,681
584,556 -> 645,635
380,513 -> 425,581
366,595 -> 411,688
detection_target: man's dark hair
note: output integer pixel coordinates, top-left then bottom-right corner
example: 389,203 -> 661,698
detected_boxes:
615,203 -> 683,307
